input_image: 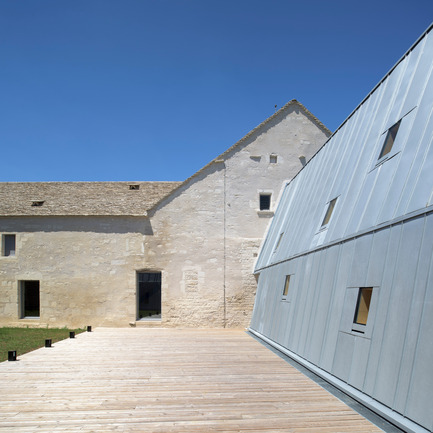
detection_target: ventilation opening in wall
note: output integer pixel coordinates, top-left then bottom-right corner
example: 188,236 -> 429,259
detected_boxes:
20,280 -> 40,319
270,154 -> 278,164
31,201 -> 45,207
129,184 -> 140,190
260,194 -> 271,210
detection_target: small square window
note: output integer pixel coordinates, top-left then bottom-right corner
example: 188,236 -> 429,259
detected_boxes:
2,234 -> 16,256
378,120 -> 401,160
260,194 -> 271,210
321,198 -> 337,227
353,287 -> 373,326
270,154 -> 277,164
283,275 -> 291,297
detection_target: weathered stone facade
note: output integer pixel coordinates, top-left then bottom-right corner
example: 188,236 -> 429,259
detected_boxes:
0,100 -> 330,328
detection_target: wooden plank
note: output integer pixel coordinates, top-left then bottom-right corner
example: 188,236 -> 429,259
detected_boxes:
0,328 -> 382,432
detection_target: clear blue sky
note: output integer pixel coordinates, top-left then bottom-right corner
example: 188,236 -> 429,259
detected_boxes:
1,1 -> 432,182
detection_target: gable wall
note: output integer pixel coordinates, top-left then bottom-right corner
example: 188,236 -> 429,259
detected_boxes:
0,104 -> 329,329
145,105 -> 329,327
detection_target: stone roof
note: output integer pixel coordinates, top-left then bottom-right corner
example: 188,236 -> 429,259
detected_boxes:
0,182 -> 182,216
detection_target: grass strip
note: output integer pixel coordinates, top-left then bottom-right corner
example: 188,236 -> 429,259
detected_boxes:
0,327 -> 85,362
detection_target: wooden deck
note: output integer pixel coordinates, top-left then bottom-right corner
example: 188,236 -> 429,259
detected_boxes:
0,328 -> 382,432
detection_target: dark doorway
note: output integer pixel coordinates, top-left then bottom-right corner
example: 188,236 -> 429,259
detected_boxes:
20,280 -> 40,318
137,272 -> 161,319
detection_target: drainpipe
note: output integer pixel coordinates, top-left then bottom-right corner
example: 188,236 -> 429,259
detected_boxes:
215,158 -> 227,328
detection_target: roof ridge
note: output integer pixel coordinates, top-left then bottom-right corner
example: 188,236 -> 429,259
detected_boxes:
148,100 -> 330,212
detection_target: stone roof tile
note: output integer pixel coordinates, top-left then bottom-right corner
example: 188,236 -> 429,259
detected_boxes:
0,181 -> 182,216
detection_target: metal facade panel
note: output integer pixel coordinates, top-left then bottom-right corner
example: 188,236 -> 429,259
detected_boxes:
394,215 -> 433,415
401,32 -> 433,115
372,217 -> 425,407
346,234 -> 373,288
405,224 -> 433,429
305,245 -> 340,365
290,252 -> 319,354
250,27 -> 433,432
362,224 -> 403,396
254,29 -> 433,272
393,102 -> 433,216
348,336 -> 371,391
319,241 -> 355,371
365,229 -> 391,287
332,331 -> 356,383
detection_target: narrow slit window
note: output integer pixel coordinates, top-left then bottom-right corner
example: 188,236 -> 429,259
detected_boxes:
260,194 -> 271,210
283,275 -> 291,297
129,184 -> 140,190
321,198 -> 337,227
3,234 -> 16,256
378,120 -> 401,160
353,287 -> 373,326
31,201 -> 44,207
274,232 -> 284,252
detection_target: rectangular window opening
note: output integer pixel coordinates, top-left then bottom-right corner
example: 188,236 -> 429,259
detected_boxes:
137,272 -> 161,320
2,234 -> 15,256
283,275 -> 291,297
20,280 -> 40,318
378,120 -> 401,160
129,184 -> 140,190
31,201 -> 45,207
321,197 -> 337,227
260,194 -> 271,211
270,154 -> 278,164
353,287 -> 373,326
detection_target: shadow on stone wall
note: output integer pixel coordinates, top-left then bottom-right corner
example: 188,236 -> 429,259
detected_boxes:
0,216 -> 153,235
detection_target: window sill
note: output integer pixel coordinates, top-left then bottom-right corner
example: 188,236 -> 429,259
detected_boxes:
371,150 -> 401,171
351,323 -> 366,333
257,210 -> 274,217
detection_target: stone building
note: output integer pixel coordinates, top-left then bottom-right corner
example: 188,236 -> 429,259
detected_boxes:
0,100 -> 330,328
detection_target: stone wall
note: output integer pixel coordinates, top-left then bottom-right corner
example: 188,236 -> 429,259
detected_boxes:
144,104 -> 330,328
0,216 -> 149,327
0,102 -> 329,329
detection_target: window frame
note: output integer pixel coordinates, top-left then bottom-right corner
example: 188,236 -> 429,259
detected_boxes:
1,234 -> 16,257
352,287 -> 373,333
282,274 -> 292,301
259,193 -> 272,211
377,120 -> 401,162
320,197 -> 338,230
19,280 -> 40,319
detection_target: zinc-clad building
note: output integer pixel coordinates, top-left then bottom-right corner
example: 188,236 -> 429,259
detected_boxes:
250,24 -> 433,433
